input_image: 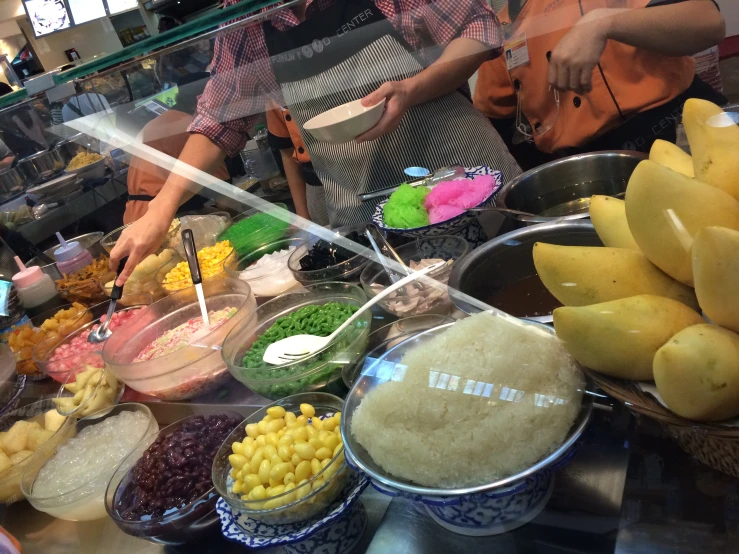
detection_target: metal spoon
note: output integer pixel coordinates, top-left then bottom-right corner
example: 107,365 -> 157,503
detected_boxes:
87,256 -> 128,344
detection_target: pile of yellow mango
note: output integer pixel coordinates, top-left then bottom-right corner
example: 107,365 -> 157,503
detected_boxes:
534,99 -> 739,423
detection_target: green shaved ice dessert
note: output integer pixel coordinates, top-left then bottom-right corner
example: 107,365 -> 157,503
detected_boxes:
383,183 -> 431,229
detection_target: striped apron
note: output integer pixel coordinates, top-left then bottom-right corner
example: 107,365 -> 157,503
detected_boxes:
264,0 -> 521,228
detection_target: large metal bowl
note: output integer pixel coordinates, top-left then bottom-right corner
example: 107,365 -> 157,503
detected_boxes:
0,167 -> 25,199
495,150 -> 645,222
17,149 -> 65,185
448,221 -> 602,323
341,321 -> 593,498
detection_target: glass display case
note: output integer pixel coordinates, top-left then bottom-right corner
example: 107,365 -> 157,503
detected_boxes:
0,1 -> 737,552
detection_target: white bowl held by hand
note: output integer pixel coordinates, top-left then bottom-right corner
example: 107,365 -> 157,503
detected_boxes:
304,99 -> 386,143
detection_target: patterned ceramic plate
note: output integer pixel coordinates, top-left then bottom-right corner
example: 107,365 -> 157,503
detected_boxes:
217,470 -> 369,549
371,167 -> 503,239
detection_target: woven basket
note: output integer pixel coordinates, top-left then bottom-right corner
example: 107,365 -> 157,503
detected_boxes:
583,368 -> 739,478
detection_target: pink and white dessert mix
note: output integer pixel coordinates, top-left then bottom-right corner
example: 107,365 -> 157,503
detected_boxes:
133,307 -> 237,362
424,174 -> 496,224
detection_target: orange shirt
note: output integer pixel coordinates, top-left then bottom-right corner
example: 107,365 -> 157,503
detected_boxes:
473,0 -> 696,153
124,110 -> 230,224
265,101 -> 311,164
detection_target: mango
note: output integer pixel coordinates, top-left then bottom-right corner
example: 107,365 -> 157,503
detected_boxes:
682,98 -> 739,201
553,294 -> 703,380
654,324 -> 739,421
649,139 -> 694,178
533,243 -> 698,309
625,160 -> 739,285
589,195 -> 640,251
692,226 -> 739,333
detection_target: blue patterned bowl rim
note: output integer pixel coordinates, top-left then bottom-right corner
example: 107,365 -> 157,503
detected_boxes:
372,167 -> 503,234
217,470 -> 370,548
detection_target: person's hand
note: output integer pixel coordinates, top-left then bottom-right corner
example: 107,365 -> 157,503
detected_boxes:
355,81 -> 413,143
109,210 -> 171,286
548,9 -> 613,94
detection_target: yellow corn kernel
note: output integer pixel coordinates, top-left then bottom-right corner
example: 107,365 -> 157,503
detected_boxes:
258,459 -> 272,484
232,442 -> 244,456
249,485 -> 267,500
257,420 -> 267,435
283,482 -> 297,504
291,453 -> 302,466
311,418 -> 323,431
250,450 -> 265,474
243,443 -> 256,460
267,406 -> 286,418
291,426 -> 308,442
278,434 -> 294,447
245,424 -> 259,439
333,443 -> 343,458
266,418 -> 285,434
244,437 -> 256,446
263,414 -> 273,422
270,455 -> 283,467
270,462 -> 291,482
311,458 -> 322,476
305,425 -> 317,439
278,445 -> 292,462
322,434 -> 339,452
323,460 -> 340,479
265,432 -> 280,447
263,444 -> 278,460
294,442 -> 316,460
245,473 -> 261,491
322,417 -> 337,432
300,403 -> 316,418
321,458 -> 331,468
228,454 -> 247,470
283,471 -> 295,485
296,415 -> 308,426
278,428 -> 286,438
295,460 -> 311,482
255,435 -> 267,448
263,498 -> 283,510
230,468 -> 238,479
268,484 -> 286,497
312,477 -> 326,491
232,480 -> 244,495
269,477 -> 281,488
308,437 -> 324,451
296,482 -> 311,500
316,446 -> 333,461
334,412 -> 341,423
284,412 -> 297,424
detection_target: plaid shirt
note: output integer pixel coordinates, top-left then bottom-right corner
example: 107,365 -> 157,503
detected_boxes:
189,0 -> 502,155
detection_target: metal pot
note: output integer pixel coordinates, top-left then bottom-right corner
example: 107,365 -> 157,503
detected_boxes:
448,221 -> 602,323
54,134 -> 87,165
17,149 -> 65,185
495,151 -> 646,224
0,167 -> 25,198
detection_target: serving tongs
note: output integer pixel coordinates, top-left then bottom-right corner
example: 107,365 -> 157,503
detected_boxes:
364,224 -> 411,285
358,165 -> 466,202
88,256 -> 128,344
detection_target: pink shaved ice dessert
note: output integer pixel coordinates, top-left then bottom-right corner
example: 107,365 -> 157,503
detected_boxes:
424,175 -> 496,224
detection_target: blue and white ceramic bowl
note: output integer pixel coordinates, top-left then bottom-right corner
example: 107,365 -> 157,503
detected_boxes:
217,469 -> 369,550
371,167 -> 503,239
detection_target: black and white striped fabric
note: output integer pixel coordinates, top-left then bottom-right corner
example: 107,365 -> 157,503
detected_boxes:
280,35 -> 522,227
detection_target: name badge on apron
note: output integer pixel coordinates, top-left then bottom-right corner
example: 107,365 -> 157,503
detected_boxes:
504,33 -> 530,71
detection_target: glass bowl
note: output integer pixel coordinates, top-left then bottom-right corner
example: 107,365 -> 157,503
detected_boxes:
102,250 -> 178,301
173,212 -> 232,258
158,244 -> 235,294
0,399 -> 76,505
21,403 -> 158,521
341,314 -> 456,389
287,230 -> 373,286
225,235 -> 306,303
222,282 -> 371,400
359,235 -> 469,317
102,278 -> 257,401
33,300 -> 151,383
105,412 -> 242,545
100,220 -> 182,254
55,366 -> 124,418
26,303 -> 94,369
217,203 -> 291,258
212,392 -> 349,525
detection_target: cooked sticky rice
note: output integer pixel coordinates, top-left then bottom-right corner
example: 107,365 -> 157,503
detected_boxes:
351,312 -> 584,488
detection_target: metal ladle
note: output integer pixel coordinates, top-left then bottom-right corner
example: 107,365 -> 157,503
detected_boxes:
87,256 -> 128,344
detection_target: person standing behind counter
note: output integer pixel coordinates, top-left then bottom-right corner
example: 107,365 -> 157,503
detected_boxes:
124,73 -> 230,224
266,102 -> 330,225
110,0 -> 522,284
473,0 -> 726,169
